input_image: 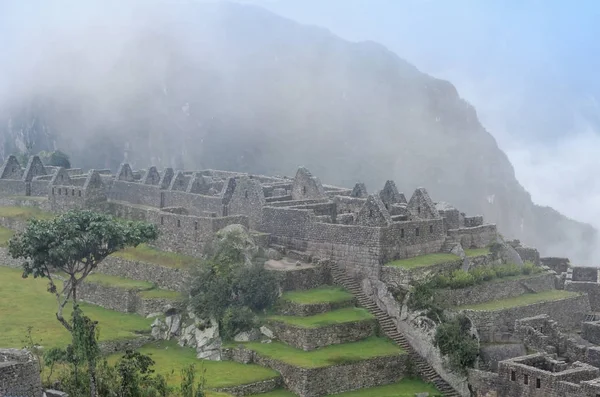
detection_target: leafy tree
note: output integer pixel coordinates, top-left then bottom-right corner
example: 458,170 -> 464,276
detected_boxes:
188,227 -> 279,339
9,210 -> 158,332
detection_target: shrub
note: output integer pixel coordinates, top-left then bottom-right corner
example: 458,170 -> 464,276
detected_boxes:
221,306 -> 258,341
522,261 -> 541,275
494,263 -> 521,278
447,270 -> 475,289
434,315 -> 479,373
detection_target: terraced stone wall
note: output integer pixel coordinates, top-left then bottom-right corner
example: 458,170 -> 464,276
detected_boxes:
225,346 -> 407,397
437,273 -> 556,307
0,349 -> 42,397
464,294 -> 591,343
380,259 -> 463,286
267,319 -> 377,351
98,256 -> 191,291
275,265 -> 332,292
565,281 -> 600,311
79,281 -> 140,313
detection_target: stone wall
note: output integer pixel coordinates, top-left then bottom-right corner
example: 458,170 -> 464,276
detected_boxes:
79,281 -> 140,313
479,343 -> 526,371
0,349 -> 42,397
436,273 -> 556,307
0,179 -> 27,197
214,377 -> 282,396
467,368 -> 501,397
380,219 -> 446,263
277,298 -> 355,317
225,346 -> 407,397
541,257 -> 570,274
108,180 -> 162,207
98,336 -> 153,356
582,321 -> 600,345
274,263 -> 332,292
447,225 -> 497,249
572,267 -> 598,282
565,281 -> 600,311
463,294 -> 591,343
267,319 -> 377,351
515,247 -> 541,266
98,256 -> 191,291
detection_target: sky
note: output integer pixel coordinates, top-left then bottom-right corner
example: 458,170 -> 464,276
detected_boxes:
241,0 -> 600,228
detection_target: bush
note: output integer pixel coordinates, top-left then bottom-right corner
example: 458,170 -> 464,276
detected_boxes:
494,263 -> 521,278
522,261 -> 541,275
447,270 -> 475,289
221,306 -> 258,341
434,315 -> 479,373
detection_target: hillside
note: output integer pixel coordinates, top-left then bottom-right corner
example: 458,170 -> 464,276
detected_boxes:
0,2 -> 595,262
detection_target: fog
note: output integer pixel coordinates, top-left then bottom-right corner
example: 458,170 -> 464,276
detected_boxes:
0,0 -> 598,262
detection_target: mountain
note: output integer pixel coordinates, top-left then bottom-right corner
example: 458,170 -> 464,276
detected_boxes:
0,2 -> 596,262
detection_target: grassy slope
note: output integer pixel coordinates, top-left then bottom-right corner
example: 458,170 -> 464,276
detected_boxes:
0,226 -> 14,246
111,243 -> 199,269
238,337 -> 404,368
457,290 -> 580,311
386,253 -> 459,269
86,273 -> 154,290
268,308 -> 373,328
139,288 -> 181,299
0,266 -> 152,348
0,206 -> 54,220
280,286 -> 354,304
108,340 -> 278,388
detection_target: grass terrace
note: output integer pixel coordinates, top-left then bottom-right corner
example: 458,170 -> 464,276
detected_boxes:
111,243 -> 199,269
280,286 -> 354,304
235,336 -> 404,368
108,340 -> 279,389
268,307 -> 373,328
457,290 -> 580,311
0,266 -> 152,349
386,253 -> 459,269
0,205 -> 54,220
464,247 -> 491,257
139,288 -> 182,300
86,273 -> 154,290
0,226 -> 14,246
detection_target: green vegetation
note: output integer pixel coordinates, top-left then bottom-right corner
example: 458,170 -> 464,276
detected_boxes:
139,289 -> 182,300
0,266 -> 152,349
189,227 -> 279,340
280,286 -> 354,304
0,205 -> 54,220
268,308 -> 373,328
457,290 -> 580,311
110,341 -> 279,388
464,247 -> 490,257
433,315 -> 479,373
112,243 -> 199,269
386,253 -> 459,269
237,337 -> 404,368
9,210 -> 158,331
86,273 -> 154,290
0,226 -> 14,246
432,262 -> 542,290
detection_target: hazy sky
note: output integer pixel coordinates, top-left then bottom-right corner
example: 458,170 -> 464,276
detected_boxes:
242,0 -> 600,228
2,0 -> 600,229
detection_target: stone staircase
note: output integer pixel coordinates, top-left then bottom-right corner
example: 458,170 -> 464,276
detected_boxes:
329,262 -> 462,397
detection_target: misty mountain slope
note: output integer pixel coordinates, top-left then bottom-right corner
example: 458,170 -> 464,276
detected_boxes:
0,2 -> 595,262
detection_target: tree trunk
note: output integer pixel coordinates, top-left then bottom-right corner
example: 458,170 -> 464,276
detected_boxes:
89,360 -> 98,397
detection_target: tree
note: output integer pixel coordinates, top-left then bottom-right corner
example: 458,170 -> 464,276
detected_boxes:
9,210 -> 158,331
9,210 -> 158,397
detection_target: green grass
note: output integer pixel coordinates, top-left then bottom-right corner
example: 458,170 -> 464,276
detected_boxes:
386,253 -> 460,269
0,226 -> 14,246
268,308 -> 373,328
248,391 -> 297,397
457,290 -> 580,311
108,340 -> 279,388
280,286 -> 354,304
464,247 -> 491,257
86,273 -> 154,290
0,206 -> 54,220
111,243 -> 199,269
0,266 -> 152,349
236,337 -> 404,368
139,289 -> 182,300
324,378 -> 440,397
